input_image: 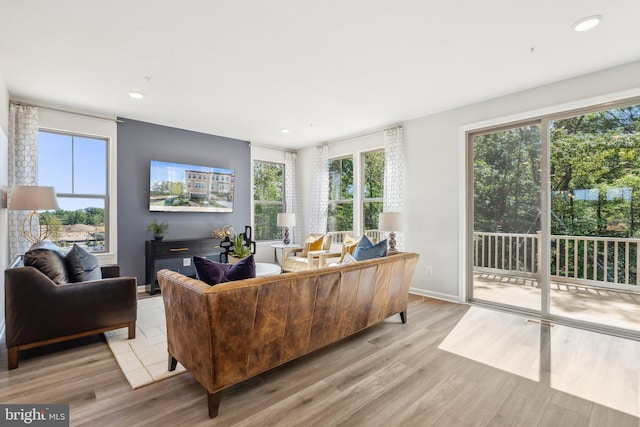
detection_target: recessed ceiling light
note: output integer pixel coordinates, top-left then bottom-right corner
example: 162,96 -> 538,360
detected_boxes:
573,15 -> 602,32
128,91 -> 144,99
280,128 -> 290,134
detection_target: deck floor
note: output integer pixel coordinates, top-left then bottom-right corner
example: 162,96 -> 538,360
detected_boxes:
473,272 -> 640,332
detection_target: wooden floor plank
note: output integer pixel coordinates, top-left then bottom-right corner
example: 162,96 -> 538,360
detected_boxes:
1,295 -> 638,426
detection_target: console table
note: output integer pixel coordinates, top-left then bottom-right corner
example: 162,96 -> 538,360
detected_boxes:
145,237 -> 223,295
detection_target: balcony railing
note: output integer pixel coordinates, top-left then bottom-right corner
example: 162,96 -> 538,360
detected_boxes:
328,230 -> 385,244
474,232 -> 640,292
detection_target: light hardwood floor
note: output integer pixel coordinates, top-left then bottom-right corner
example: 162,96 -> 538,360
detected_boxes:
1,295 -> 639,426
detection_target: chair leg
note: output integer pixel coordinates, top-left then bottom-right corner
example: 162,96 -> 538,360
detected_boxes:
128,322 -> 136,339
399,310 -> 407,324
7,347 -> 18,370
208,392 -> 221,418
168,353 -> 178,371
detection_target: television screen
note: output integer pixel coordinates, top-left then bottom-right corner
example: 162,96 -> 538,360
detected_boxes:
149,160 -> 234,212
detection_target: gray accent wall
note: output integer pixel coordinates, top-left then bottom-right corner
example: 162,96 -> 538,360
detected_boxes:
117,118 -> 251,284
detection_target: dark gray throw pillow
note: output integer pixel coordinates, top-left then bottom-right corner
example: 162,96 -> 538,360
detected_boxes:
66,244 -> 102,282
24,241 -> 68,284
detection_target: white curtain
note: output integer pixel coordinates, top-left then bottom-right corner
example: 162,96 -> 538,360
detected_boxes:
309,145 -> 329,234
8,103 -> 40,260
383,125 -> 405,250
284,151 -> 301,244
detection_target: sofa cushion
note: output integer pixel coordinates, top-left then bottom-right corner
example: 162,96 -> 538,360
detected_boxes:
353,239 -> 388,261
341,235 -> 361,261
23,241 -> 68,284
194,255 -> 256,285
301,234 -> 324,257
357,235 -> 373,249
227,255 -> 256,282
66,244 -> 102,282
194,256 -> 231,285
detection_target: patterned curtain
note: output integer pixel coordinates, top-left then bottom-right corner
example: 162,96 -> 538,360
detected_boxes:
284,151 -> 301,244
309,145 -> 329,234
383,125 -> 404,250
8,103 -> 40,260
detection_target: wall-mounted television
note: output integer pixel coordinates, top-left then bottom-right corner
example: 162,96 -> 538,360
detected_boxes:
149,160 -> 234,213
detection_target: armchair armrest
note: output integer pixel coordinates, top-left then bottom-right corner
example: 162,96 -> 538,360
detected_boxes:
100,264 -> 121,279
317,251 -> 343,266
281,246 -> 304,258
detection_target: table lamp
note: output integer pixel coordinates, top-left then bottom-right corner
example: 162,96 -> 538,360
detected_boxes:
277,212 -> 296,245
378,212 -> 404,254
9,185 -> 59,243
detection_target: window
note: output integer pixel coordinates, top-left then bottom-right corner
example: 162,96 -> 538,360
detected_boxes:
362,150 -> 385,231
38,130 -> 108,253
254,160 -> 285,240
327,157 -> 353,232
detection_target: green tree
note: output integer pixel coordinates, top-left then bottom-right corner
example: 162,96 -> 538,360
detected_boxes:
363,150 -> 385,231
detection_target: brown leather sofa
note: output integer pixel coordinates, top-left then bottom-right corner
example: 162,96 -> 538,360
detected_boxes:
157,251 -> 419,418
5,263 -> 137,369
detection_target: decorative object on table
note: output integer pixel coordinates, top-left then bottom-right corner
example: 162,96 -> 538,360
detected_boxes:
277,212 -> 296,245
378,212 -> 404,254
8,185 -> 59,243
220,225 -> 256,263
212,225 -> 234,239
232,234 -> 252,257
146,219 -> 169,241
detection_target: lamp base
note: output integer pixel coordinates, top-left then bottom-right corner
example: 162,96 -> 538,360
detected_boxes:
283,227 -> 290,245
387,231 -> 397,254
22,210 -> 52,243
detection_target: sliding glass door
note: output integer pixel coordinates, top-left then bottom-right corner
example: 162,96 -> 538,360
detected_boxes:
469,122 -> 543,312
549,104 -> 640,331
468,99 -> 640,335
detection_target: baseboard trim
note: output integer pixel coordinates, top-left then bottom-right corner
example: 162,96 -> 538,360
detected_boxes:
409,287 -> 461,303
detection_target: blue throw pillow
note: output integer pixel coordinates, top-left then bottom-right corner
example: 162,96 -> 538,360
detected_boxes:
353,239 -> 388,261
356,235 -> 373,249
194,256 -> 231,285
227,255 -> 256,282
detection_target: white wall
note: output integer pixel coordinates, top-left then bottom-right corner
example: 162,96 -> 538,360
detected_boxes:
0,73 -> 9,335
299,60 -> 640,302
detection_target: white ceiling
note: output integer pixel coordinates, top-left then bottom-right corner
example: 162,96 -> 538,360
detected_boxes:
1,1 -> 639,150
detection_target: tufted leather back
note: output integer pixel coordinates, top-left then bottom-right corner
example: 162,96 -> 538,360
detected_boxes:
158,252 -> 419,395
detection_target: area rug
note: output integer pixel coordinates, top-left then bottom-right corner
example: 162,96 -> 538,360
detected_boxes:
104,296 -> 186,389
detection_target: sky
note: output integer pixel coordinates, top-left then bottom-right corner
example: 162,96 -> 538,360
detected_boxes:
38,131 -> 106,211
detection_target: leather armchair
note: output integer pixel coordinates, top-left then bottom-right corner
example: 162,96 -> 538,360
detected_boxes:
5,261 -> 137,369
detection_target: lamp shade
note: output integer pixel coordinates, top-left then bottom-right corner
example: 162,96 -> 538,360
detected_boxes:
9,186 -> 59,211
378,212 -> 404,231
277,212 -> 296,227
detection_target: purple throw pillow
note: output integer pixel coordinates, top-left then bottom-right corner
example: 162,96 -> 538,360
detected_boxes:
193,256 -> 231,286
227,255 -> 256,282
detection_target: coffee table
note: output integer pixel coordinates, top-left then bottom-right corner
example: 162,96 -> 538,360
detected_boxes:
255,262 -> 282,277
